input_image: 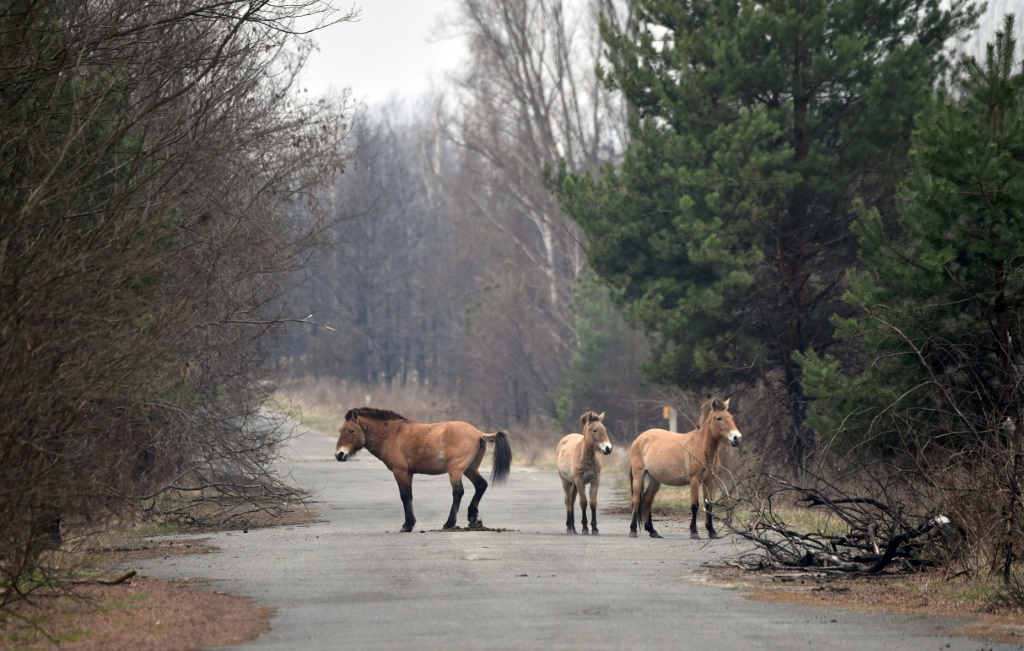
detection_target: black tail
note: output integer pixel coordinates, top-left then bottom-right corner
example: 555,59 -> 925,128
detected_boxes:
490,431 -> 512,485
629,466 -> 634,503
629,466 -> 636,524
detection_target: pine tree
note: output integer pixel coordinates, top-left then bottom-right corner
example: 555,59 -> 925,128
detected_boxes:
800,16 -> 1024,580
802,14 -> 1024,450
552,0 -> 976,462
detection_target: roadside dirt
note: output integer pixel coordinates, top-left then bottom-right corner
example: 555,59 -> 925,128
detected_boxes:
702,564 -> 1024,645
1,575 -> 271,651
1,505 -> 319,650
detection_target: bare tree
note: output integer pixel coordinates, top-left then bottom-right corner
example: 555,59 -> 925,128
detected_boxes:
427,0 -> 632,424
0,0 -> 357,607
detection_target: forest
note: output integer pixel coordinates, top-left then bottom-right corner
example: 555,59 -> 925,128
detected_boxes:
3,0 -> 1024,612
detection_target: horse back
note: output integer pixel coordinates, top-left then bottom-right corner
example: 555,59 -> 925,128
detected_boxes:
632,428 -> 704,486
395,420 -> 488,475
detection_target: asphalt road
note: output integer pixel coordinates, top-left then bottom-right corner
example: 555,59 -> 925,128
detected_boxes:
130,423 -> 1017,651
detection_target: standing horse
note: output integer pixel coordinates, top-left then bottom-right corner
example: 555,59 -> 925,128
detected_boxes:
335,408 -> 512,532
629,397 -> 742,539
556,411 -> 612,534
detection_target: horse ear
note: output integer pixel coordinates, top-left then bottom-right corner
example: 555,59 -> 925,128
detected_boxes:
723,398 -> 730,410
598,412 -> 605,421
345,409 -> 359,421
711,398 -> 725,411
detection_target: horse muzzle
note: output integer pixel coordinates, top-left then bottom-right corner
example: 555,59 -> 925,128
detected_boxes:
335,451 -> 349,462
601,444 -> 613,455
728,431 -> 742,447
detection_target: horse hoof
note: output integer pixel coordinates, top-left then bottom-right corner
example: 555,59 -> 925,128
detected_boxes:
582,528 -> 590,535
443,523 -> 456,530
649,531 -> 663,539
690,532 -> 701,540
468,520 -> 484,529
629,531 -> 637,538
400,525 -> 414,533
708,531 -> 719,539
591,528 -> 599,535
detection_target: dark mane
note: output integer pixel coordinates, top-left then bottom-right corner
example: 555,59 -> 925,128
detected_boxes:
355,407 -> 407,422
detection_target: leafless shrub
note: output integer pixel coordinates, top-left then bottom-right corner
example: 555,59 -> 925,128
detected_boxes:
0,0 -> 357,608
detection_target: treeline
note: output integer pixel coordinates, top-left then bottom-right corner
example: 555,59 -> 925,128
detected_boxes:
279,1 -> 665,436
0,0 -> 355,603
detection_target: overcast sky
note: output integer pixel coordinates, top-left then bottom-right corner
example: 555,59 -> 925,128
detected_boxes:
295,0 -> 1022,105
298,1 -> 465,105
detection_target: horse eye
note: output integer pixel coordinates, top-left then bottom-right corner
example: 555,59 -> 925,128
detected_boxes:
715,417 -> 723,421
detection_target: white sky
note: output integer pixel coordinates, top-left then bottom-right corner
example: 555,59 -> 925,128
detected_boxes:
298,1 -> 466,105
293,0 -> 1021,105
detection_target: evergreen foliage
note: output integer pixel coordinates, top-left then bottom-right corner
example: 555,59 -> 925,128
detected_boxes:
552,0 -> 977,461
801,15 -> 1024,452
554,275 -> 655,438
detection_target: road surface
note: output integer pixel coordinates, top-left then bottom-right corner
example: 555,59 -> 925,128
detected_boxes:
129,423 -> 1016,650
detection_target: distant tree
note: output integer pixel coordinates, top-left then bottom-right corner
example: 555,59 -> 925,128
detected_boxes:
553,0 -> 978,464
437,0 -> 633,426
554,275 -> 658,439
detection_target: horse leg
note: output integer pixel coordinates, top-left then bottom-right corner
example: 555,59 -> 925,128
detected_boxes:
642,477 -> 662,538
629,466 -> 642,538
465,444 -> 488,528
704,475 -> 718,539
577,478 -> 590,534
588,478 -> 600,535
444,471 -> 465,530
561,476 -> 577,534
689,475 -> 701,539
393,470 -> 416,532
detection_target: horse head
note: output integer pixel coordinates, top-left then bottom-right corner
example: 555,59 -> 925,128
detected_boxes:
581,411 -> 612,455
335,409 -> 366,461
706,398 -> 742,447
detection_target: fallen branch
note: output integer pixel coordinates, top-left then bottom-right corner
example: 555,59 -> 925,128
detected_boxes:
73,570 -> 136,585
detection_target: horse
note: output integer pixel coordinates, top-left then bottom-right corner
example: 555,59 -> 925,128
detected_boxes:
334,407 -> 512,532
628,397 -> 742,539
555,411 -> 612,534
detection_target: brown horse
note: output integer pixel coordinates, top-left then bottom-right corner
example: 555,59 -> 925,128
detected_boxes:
629,397 -> 742,539
556,411 -> 612,534
335,407 -> 512,532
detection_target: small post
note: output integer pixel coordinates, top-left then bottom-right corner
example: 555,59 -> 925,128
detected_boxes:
663,406 -> 678,433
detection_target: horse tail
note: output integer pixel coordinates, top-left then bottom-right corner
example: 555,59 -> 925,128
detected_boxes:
629,465 -> 637,524
488,431 -> 512,486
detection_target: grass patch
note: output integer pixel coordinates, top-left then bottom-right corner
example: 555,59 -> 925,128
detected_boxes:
297,413 -> 340,435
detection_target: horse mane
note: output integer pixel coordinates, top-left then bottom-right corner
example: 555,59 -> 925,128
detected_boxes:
354,407 -> 407,422
697,396 -> 728,428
